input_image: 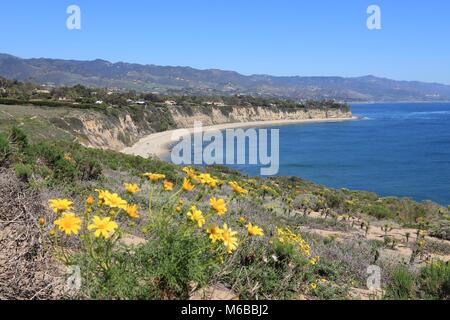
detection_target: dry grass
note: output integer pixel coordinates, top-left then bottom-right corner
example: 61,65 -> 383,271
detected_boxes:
0,168 -> 63,300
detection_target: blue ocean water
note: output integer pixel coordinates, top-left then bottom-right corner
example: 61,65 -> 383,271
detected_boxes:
223,103 -> 450,205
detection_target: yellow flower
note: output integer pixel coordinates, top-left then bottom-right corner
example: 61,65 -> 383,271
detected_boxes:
163,180 -> 174,191
320,278 -> 327,284
309,283 -> 317,290
182,178 -> 196,192
86,196 -> 95,206
63,153 -> 72,161
197,173 -> 218,188
206,225 -> 224,244
54,213 -> 81,235
229,181 -> 248,195
143,172 -> 166,182
176,206 -> 182,213
103,192 -> 128,210
125,204 -> 140,219
239,217 -> 246,223
221,224 -> 238,254
309,256 -> 320,266
182,167 -> 196,179
124,183 -> 140,194
210,197 -> 227,216
95,189 -> 109,203
88,216 -> 119,239
49,199 -> 73,214
276,227 -> 311,257
38,217 -> 46,226
187,206 -> 206,228
246,223 -> 264,237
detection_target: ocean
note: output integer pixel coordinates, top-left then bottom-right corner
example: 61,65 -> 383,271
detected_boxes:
215,103 -> 450,205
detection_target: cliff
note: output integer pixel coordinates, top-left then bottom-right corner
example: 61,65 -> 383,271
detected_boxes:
76,105 -> 352,151
0,103 -> 352,151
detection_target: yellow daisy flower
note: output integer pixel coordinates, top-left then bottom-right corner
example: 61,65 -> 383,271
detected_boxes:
246,223 -> 264,237
95,189 -> 109,203
182,178 -> 196,192
197,173 -> 218,188
163,180 -> 174,191
88,216 -> 119,239
229,181 -> 248,195
143,172 -> 166,182
125,204 -> 140,219
103,192 -> 128,210
182,167 -> 196,179
210,197 -> 227,216
221,224 -> 238,254
54,213 -> 81,235
309,256 -> 320,266
49,199 -> 73,214
187,206 -> 206,228
206,225 -> 224,244
124,183 -> 140,194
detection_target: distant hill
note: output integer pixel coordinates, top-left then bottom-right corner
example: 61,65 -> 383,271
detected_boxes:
1,53 -> 450,102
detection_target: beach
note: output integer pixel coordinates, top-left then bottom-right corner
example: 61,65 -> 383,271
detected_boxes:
121,117 -> 358,159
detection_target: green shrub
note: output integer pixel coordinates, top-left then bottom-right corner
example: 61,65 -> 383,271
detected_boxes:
364,204 -> 393,220
76,157 -> 102,181
384,265 -> 416,300
419,260 -> 450,300
0,133 -> 10,165
14,163 -> 33,182
10,126 -> 29,150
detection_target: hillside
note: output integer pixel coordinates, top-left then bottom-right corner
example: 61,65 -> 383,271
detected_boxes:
0,79 -> 352,150
0,84 -> 449,301
1,125 -> 450,300
2,53 -> 450,102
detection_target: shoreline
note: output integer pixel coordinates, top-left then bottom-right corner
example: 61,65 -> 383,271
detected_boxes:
121,116 -> 359,159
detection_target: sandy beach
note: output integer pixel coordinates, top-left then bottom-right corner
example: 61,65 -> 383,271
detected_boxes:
121,117 -> 359,159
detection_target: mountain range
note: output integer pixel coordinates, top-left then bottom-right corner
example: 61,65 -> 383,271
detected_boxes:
1,53 -> 450,102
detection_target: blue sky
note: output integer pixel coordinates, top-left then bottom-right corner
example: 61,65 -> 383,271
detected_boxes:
1,0 -> 450,84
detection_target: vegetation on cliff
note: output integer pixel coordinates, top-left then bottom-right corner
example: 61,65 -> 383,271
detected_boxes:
1,126 -> 450,300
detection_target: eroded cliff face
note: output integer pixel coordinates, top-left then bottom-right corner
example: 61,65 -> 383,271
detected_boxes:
55,105 -> 352,151
170,106 -> 352,128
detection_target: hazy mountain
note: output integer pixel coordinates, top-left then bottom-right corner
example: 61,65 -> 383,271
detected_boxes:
1,53 -> 450,102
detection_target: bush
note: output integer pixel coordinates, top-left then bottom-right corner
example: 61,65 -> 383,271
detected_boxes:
10,126 -> 29,151
419,260 -> 450,300
0,133 -> 10,166
364,204 -> 393,220
384,265 -> 416,300
14,163 -> 33,182
76,157 -> 102,181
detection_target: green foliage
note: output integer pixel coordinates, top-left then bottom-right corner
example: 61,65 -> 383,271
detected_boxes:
384,265 -> 416,300
0,133 -> 10,165
10,126 -> 28,150
363,203 -> 393,220
13,163 -> 33,181
418,260 -> 450,300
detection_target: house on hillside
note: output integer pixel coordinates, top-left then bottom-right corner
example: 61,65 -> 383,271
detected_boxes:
164,100 -> 177,106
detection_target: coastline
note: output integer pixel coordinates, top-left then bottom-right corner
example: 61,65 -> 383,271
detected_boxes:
121,116 -> 359,159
